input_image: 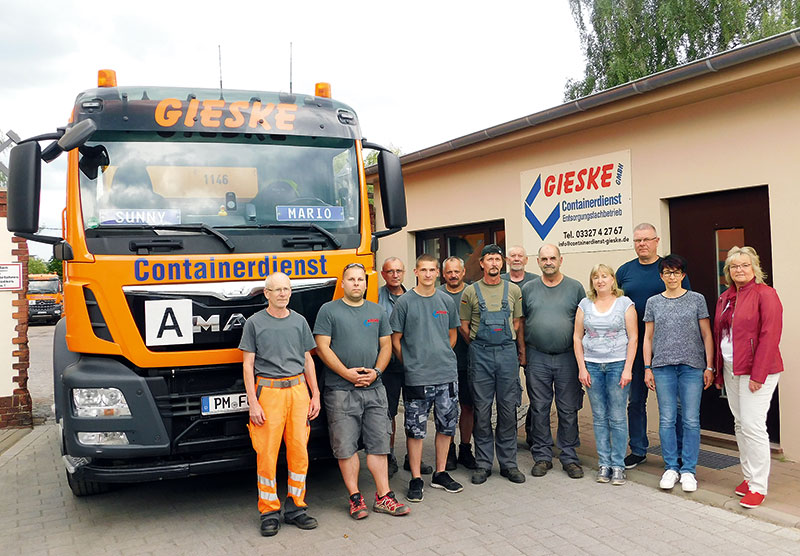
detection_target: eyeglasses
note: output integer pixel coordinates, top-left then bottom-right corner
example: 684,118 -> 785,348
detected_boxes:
343,263 -> 365,271
633,237 -> 658,244
661,270 -> 683,277
383,269 -> 404,275
266,287 -> 291,294
729,263 -> 752,271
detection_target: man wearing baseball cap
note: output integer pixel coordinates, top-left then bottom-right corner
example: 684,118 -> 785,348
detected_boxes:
459,244 -> 526,485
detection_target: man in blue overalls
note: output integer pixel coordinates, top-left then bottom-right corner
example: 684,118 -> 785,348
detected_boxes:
459,244 -> 526,485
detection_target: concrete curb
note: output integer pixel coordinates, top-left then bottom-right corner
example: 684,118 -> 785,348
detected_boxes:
577,454 -> 800,530
0,424 -> 54,469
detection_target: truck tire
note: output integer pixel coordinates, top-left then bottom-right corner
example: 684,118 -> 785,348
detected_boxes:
66,470 -> 112,496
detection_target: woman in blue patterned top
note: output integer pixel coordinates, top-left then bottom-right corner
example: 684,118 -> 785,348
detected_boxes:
574,264 -> 638,485
643,254 -> 714,494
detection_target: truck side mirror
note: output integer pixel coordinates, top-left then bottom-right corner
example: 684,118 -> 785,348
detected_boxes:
7,141 -> 42,233
377,151 -> 407,230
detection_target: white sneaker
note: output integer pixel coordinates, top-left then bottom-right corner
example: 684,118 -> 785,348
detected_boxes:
659,469 -> 680,490
680,472 -> 697,492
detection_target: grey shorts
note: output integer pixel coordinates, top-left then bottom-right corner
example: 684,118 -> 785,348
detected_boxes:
324,386 -> 392,459
403,382 -> 459,439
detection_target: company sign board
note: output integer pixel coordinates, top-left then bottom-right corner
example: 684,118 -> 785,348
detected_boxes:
521,150 -> 633,254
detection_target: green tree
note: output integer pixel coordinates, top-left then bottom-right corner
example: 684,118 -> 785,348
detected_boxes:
565,0 -> 800,100
28,256 -> 49,274
47,257 -> 63,280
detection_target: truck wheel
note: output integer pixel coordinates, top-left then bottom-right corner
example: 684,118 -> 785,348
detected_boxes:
66,470 -> 112,496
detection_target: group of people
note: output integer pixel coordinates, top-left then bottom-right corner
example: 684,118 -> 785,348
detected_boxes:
238,222 -> 783,537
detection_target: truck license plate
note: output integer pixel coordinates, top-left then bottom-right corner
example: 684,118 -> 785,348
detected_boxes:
201,393 -> 249,416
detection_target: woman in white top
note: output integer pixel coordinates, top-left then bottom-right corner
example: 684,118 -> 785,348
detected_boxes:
574,264 -> 638,485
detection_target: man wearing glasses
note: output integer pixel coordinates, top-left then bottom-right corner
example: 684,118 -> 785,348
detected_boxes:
314,263 -> 410,520
616,223 -> 690,469
240,272 -> 321,537
378,257 -> 433,477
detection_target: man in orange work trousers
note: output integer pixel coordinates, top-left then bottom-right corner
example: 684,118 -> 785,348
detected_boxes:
240,272 -> 321,537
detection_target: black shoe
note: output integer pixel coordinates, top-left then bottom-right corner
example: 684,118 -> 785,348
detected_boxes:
445,442 -> 457,471
471,468 -> 491,484
403,454 -> 433,474
431,471 -> 463,493
406,477 -> 424,502
500,467 -> 526,484
260,516 -> 280,537
624,453 -> 647,469
388,453 -> 399,478
531,460 -> 553,477
457,443 -> 478,469
284,512 -> 318,530
563,462 -> 584,479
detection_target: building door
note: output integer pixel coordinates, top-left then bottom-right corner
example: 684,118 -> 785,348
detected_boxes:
669,185 -> 779,442
416,220 -> 505,284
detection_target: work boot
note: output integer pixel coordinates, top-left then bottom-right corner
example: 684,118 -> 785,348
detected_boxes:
260,515 -> 280,537
563,462 -> 584,479
457,443 -> 478,469
530,460 -> 553,477
445,442 -> 457,471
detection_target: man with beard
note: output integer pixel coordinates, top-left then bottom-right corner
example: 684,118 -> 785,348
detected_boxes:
459,245 -> 526,485
438,256 -> 477,470
521,244 -> 586,480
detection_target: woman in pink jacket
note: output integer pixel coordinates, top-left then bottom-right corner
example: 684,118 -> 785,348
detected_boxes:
713,246 -> 783,509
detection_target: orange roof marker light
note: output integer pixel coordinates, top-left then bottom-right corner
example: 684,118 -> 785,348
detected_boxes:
315,82 -> 331,98
98,69 -> 117,88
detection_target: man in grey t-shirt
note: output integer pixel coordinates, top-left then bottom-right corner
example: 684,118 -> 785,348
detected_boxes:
315,263 -> 409,519
239,272 -> 321,537
390,254 -> 463,503
521,245 -> 586,480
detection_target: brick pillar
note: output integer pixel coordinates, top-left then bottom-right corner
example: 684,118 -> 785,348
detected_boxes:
0,190 -> 32,428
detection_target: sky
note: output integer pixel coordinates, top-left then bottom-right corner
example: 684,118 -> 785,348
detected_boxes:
0,0 -> 585,259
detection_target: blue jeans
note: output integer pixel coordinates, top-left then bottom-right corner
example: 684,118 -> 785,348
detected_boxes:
628,342 -> 683,456
585,361 -> 630,470
652,365 -> 703,474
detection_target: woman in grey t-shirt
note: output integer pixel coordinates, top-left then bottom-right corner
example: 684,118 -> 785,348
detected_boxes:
574,264 -> 638,485
642,254 -> 714,494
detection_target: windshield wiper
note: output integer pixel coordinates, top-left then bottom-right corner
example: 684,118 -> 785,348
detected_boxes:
95,224 -> 235,251
220,223 -> 342,249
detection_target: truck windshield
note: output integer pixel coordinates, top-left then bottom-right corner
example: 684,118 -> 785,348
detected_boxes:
78,132 -> 361,253
29,280 -> 59,294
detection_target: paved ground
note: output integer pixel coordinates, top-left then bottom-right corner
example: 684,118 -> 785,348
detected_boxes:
27,323 -> 56,425
4,324 -> 800,554
3,424 -> 800,556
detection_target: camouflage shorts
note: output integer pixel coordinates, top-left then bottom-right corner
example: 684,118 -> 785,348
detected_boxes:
403,382 -> 459,439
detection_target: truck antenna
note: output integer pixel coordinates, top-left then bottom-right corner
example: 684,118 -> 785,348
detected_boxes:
218,44 -> 224,99
289,42 -> 293,94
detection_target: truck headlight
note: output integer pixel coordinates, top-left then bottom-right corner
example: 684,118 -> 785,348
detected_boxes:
77,432 -> 129,445
73,388 -> 131,417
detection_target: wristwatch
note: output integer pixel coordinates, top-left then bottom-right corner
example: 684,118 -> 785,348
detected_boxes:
374,367 -> 383,380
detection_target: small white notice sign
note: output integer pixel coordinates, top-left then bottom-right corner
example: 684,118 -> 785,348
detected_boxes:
145,299 -> 193,346
0,263 -> 23,290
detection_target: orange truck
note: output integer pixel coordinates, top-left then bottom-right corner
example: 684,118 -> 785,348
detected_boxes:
27,273 -> 63,323
6,70 -> 406,495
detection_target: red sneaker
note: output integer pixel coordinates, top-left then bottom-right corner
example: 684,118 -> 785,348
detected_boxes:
734,480 -> 749,497
349,492 -> 368,519
373,491 -> 410,516
740,490 -> 765,508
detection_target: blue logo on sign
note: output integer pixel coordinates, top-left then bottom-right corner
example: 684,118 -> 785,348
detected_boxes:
524,175 -> 560,240
276,205 -> 345,222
